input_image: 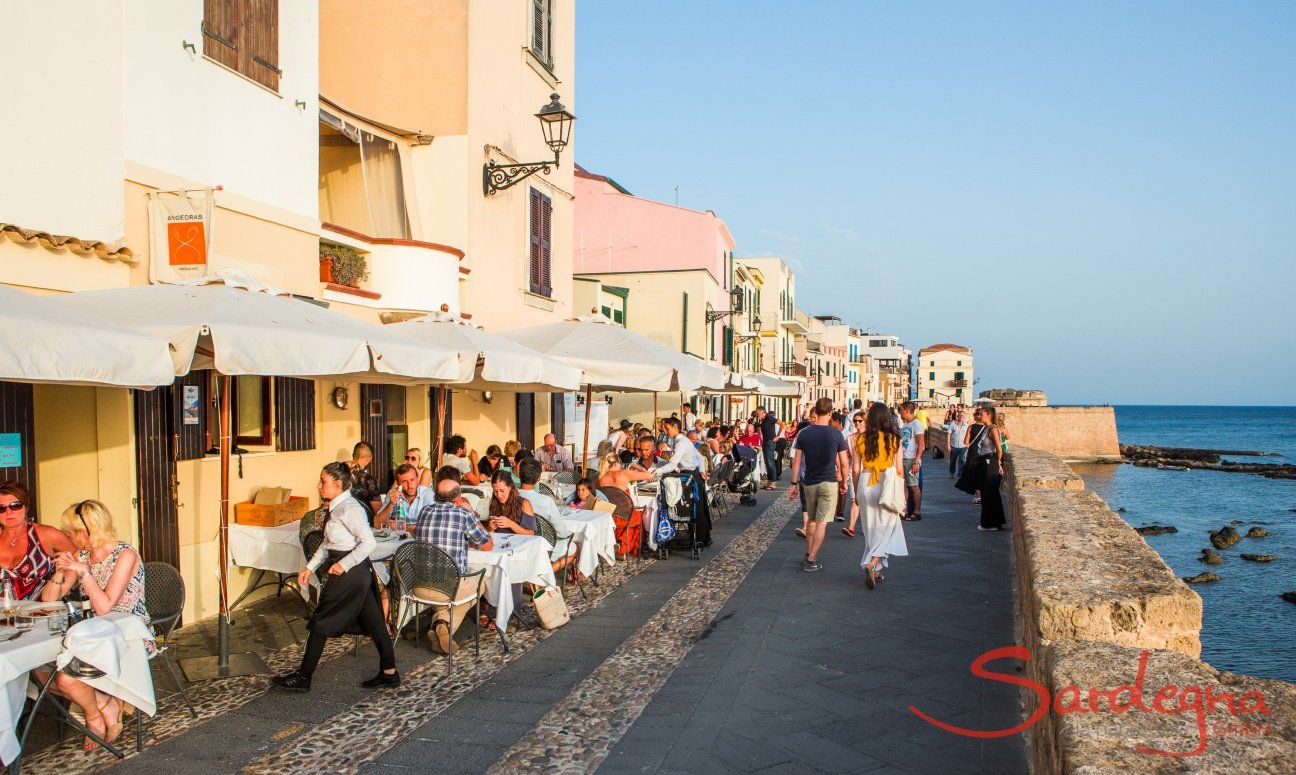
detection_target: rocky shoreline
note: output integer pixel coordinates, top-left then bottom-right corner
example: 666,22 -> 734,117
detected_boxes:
1120,444 -> 1296,479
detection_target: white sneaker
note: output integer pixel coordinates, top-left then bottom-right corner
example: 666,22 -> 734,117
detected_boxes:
977,525 -> 994,531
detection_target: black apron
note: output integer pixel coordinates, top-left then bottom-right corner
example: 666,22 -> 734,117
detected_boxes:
308,550 -> 381,638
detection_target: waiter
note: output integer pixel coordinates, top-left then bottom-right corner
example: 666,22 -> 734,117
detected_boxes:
272,461 -> 398,692
654,417 -> 713,547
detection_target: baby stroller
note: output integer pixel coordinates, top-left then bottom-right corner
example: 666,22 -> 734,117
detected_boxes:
657,471 -> 705,560
728,446 -> 760,506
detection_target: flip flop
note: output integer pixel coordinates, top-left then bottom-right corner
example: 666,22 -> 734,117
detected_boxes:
864,564 -> 877,590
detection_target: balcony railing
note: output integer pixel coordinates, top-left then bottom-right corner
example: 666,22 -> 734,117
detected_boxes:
780,361 -> 808,378
948,378 -> 969,388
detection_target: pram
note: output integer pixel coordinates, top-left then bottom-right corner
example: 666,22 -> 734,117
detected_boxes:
728,446 -> 760,506
656,471 -> 706,560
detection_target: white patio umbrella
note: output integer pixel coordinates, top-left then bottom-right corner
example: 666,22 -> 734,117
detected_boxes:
0,285 -> 175,388
388,307 -> 584,465
55,270 -> 463,676
503,312 -> 728,470
748,372 -> 803,397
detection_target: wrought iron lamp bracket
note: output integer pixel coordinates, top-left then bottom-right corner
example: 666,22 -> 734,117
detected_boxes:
483,156 -> 558,196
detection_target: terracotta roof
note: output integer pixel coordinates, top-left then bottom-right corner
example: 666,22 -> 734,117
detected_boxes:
0,223 -> 136,263
919,343 -> 971,355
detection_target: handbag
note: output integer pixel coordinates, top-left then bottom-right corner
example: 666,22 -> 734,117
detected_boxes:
878,467 -> 907,515
956,425 -> 991,495
531,586 -> 570,629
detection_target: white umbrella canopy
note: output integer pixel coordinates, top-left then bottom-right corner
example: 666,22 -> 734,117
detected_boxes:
53,270 -> 462,383
502,312 -> 726,393
749,372 -> 803,398
0,285 -> 175,388
388,308 -> 582,393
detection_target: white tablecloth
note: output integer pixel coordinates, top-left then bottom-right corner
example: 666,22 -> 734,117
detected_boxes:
230,522 -> 304,576
556,509 -> 617,577
467,534 -> 556,633
0,623 -> 63,765
539,473 -> 577,502
633,492 -> 662,550
57,612 -> 156,718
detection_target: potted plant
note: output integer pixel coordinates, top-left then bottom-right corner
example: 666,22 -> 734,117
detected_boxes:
319,243 -> 368,288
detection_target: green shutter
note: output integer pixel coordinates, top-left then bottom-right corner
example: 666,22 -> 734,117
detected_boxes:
723,325 -> 734,366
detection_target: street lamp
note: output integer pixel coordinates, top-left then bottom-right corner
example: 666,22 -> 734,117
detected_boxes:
483,93 -> 576,196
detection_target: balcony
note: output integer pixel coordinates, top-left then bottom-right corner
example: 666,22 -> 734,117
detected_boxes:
779,316 -> 809,333
948,378 -> 969,388
780,361 -> 808,379
321,224 -> 463,313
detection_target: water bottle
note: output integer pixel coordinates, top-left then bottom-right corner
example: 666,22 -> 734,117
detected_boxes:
1,576 -> 13,611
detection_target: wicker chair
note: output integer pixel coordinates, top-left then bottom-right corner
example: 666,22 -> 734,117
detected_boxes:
537,482 -> 562,506
706,464 -> 728,518
133,562 -> 196,752
535,515 -> 586,598
392,541 -> 492,670
552,470 -> 578,486
715,459 -> 736,515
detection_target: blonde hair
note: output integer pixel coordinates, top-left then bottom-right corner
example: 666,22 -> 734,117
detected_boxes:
719,441 -> 733,454
596,452 -> 620,480
504,440 -> 521,458
62,499 -> 119,547
595,440 -> 613,458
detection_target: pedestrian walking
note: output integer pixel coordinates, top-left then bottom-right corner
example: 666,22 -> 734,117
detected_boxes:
946,408 -> 970,479
756,407 -> 782,488
787,398 -> 849,572
897,402 -> 926,521
273,462 -> 399,692
956,406 -> 1007,531
852,402 -> 908,589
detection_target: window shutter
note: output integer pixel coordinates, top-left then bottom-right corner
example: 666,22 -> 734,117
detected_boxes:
528,189 -> 543,294
539,192 -> 553,296
243,0 -> 280,92
274,377 -> 316,452
723,326 -> 734,366
202,0 -> 240,72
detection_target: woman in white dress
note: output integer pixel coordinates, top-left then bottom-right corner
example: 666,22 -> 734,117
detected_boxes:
850,402 -> 908,590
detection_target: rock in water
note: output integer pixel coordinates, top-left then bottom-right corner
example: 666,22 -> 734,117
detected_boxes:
1200,549 -> 1224,565
1282,592 -> 1296,605
1246,527 -> 1269,538
1116,507 -> 1126,513
1136,525 -> 1177,536
1183,572 -> 1221,584
1241,554 -> 1278,563
1210,526 -> 1241,550
1230,519 -> 1245,525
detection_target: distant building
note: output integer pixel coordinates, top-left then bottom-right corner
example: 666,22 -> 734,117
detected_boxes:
735,256 -> 805,420
980,388 -> 1048,407
916,344 -> 974,405
807,316 -> 851,409
861,332 -> 911,405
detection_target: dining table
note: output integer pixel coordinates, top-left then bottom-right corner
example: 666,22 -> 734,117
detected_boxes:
554,508 -> 617,577
466,534 -> 557,634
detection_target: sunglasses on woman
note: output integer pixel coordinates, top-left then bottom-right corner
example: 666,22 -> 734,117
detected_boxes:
0,502 -> 24,513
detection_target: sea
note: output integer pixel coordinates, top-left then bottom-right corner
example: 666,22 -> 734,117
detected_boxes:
1071,405 -> 1296,683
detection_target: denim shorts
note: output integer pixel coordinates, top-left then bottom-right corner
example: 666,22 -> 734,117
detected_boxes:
903,458 -> 920,487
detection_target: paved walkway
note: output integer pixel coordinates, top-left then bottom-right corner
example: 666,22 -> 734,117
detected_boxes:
21,452 -> 1026,775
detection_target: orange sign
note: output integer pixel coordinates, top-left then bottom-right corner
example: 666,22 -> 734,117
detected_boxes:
166,220 -> 207,265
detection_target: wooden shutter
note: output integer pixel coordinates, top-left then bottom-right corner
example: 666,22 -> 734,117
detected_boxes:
202,0 -> 240,72
531,0 -> 551,64
723,326 -> 734,366
133,387 -> 180,568
243,0 -> 280,91
274,377 -> 316,452
549,393 -> 565,445
360,384 -> 389,486
0,382 -> 36,504
516,393 -> 536,451
172,370 -> 209,461
539,191 -> 553,296
528,189 -> 544,294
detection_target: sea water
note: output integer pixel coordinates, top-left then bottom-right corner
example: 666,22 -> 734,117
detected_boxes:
1072,405 -> 1296,682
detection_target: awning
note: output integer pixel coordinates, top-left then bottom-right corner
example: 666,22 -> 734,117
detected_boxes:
0,285 -> 174,388
750,372 -> 803,397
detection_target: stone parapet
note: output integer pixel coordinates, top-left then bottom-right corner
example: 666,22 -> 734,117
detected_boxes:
1004,444 -> 1294,772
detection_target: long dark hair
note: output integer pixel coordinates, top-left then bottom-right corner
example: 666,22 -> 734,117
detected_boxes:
488,470 -> 522,520
863,402 -> 900,461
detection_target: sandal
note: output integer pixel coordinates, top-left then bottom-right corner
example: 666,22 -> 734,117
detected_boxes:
864,564 -> 877,590
794,527 -> 806,538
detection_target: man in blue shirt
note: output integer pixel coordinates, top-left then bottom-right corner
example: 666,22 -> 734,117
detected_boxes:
414,479 -> 493,654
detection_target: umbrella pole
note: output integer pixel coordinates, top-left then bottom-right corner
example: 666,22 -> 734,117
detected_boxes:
581,385 -> 593,476
653,392 -> 658,433
179,374 -> 267,681
435,388 -> 447,469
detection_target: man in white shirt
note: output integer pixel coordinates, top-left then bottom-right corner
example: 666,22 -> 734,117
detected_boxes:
535,433 -> 574,472
946,408 -> 970,480
442,434 -> 484,485
681,403 -> 699,433
898,402 -> 926,521
655,416 -> 711,546
517,459 -> 562,523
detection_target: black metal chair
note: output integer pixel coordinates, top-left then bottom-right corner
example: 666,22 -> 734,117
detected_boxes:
124,562 -> 195,751
537,482 -> 562,506
392,541 -> 491,670
552,470 -> 578,486
706,463 -> 728,518
715,459 -> 736,515
535,515 -> 586,598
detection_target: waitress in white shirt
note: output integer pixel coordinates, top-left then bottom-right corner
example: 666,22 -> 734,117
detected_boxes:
654,417 -> 713,547
273,462 -> 398,692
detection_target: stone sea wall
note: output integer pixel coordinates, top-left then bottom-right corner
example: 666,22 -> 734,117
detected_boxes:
1004,445 -> 1296,773
921,405 -> 1119,462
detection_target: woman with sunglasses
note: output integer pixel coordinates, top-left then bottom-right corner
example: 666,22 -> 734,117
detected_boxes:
40,499 -> 155,747
840,412 -> 871,537
0,482 -> 75,601
404,448 -> 433,487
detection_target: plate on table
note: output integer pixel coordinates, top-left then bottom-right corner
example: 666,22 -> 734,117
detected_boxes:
18,602 -> 64,618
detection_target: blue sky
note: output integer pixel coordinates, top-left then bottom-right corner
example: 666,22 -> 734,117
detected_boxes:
574,1 -> 1295,405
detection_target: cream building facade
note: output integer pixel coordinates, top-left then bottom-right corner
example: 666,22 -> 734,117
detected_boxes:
734,256 -> 805,419
916,344 -> 974,406
0,0 -> 577,621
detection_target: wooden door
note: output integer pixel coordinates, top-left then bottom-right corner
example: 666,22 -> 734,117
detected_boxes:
549,393 -> 565,447
133,387 -> 180,567
0,382 -> 36,505
359,384 -> 389,486
516,393 -> 536,450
